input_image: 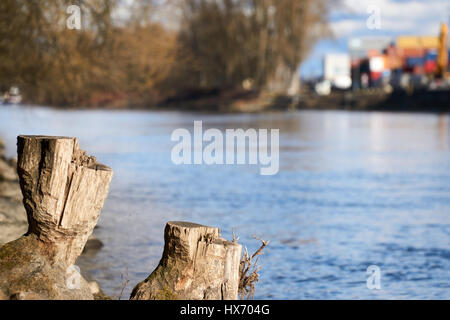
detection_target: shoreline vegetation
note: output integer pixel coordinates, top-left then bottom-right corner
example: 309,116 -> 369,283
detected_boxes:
13,88 -> 450,114
0,1 -> 331,110
139,88 -> 450,113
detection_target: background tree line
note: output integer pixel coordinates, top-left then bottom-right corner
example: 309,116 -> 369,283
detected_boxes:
0,0 -> 331,108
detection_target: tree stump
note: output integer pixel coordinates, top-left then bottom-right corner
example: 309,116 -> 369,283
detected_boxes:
17,135 -> 113,265
130,221 -> 242,300
0,136 -> 113,299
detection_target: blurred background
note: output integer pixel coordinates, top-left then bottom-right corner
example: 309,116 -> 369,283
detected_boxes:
0,0 -> 449,299
0,0 -> 331,108
0,0 -> 450,109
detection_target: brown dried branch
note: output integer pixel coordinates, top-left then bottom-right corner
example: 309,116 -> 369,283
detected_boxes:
238,234 -> 270,300
116,267 -> 129,300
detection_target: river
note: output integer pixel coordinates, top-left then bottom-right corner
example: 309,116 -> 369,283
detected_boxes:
0,105 -> 449,299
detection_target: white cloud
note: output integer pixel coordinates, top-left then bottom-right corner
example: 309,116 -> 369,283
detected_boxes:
331,0 -> 448,37
330,20 -> 366,37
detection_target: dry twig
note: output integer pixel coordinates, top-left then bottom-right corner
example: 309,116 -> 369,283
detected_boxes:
232,227 -> 239,243
116,267 -> 130,300
238,234 -> 269,300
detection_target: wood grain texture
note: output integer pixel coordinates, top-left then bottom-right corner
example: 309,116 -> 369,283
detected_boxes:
16,135 -> 113,265
0,136 -> 113,300
130,221 -> 242,300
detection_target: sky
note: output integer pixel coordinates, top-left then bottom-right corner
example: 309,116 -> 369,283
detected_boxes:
300,0 -> 450,78
114,0 -> 449,78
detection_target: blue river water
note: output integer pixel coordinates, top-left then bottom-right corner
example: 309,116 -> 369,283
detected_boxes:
0,105 -> 449,299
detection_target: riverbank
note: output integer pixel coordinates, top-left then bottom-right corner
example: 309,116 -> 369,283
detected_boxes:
13,88 -> 450,114
294,89 -> 450,113
158,88 -> 450,113
0,138 -> 27,245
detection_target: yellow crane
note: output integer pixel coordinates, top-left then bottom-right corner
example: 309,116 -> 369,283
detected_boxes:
436,23 -> 448,79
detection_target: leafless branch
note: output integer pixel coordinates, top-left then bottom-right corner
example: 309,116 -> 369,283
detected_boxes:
238,234 -> 269,300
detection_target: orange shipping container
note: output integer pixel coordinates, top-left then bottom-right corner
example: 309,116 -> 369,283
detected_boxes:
366,49 -> 381,57
398,48 -> 426,58
397,36 -> 439,49
413,65 -> 424,74
383,55 -> 390,69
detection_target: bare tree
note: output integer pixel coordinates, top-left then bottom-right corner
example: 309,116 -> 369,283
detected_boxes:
0,0 -> 332,106
174,0 -> 332,93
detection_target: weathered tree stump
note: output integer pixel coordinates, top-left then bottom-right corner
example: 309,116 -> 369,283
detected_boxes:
17,135 -> 113,265
130,221 -> 242,300
0,136 -> 113,300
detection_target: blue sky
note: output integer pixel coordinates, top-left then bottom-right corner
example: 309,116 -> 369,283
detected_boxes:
300,0 -> 450,77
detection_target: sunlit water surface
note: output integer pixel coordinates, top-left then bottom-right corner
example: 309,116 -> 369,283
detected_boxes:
0,105 -> 449,299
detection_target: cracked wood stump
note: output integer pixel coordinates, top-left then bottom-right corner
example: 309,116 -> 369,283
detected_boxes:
130,221 -> 242,300
0,136 -> 113,299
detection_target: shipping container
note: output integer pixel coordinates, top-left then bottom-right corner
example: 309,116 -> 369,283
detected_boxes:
398,48 -> 426,57
412,65 -> 424,75
397,36 -> 439,49
424,60 -> 436,74
406,57 -> 425,67
367,49 -> 381,58
383,55 -> 390,70
385,45 -> 403,70
370,71 -> 382,83
348,37 -> 393,59
425,50 -> 438,61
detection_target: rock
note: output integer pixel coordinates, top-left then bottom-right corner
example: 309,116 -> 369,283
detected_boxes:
0,139 -> 29,246
88,281 -> 100,295
0,197 -> 28,245
0,138 -> 27,245
0,234 -> 93,300
0,136 -> 113,300
0,137 -> 17,182
0,180 -> 23,201
88,280 -> 111,300
93,288 -> 112,300
10,291 -> 47,300
130,221 -> 242,300
8,157 -> 18,169
0,157 -> 17,182
83,235 -> 104,253
0,137 -> 5,155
